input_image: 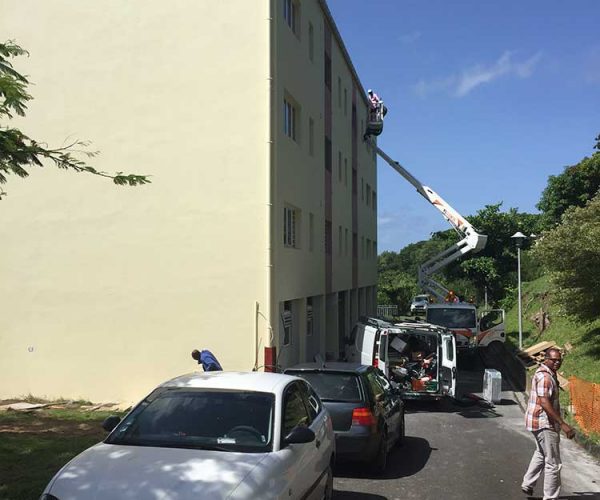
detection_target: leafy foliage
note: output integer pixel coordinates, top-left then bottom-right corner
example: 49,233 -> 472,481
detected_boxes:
535,194 -> 600,322
0,40 -> 149,199
537,142 -> 600,227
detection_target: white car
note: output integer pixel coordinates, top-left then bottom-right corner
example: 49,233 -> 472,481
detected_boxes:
409,294 -> 430,315
40,372 -> 335,500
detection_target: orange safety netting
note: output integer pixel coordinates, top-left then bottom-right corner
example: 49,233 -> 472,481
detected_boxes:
568,376 -> 600,434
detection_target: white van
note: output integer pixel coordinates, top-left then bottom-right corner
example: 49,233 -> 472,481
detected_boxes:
347,317 -> 457,399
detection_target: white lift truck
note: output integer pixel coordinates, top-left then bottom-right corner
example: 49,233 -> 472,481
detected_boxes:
370,141 -> 506,351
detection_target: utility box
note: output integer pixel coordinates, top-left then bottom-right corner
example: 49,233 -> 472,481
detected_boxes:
483,369 -> 502,403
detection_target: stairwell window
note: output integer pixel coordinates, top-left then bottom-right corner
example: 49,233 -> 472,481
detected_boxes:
284,98 -> 297,141
284,205 -> 299,248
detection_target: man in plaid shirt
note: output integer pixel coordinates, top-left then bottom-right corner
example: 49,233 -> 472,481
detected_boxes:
521,348 -> 575,499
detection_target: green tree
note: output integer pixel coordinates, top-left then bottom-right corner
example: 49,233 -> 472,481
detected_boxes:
377,269 -> 418,312
535,194 -> 600,322
537,142 -> 600,227
0,40 -> 148,199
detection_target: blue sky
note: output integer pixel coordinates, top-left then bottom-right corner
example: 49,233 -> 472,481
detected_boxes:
328,0 -> 600,252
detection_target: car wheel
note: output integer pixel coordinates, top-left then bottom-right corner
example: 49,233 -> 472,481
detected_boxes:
373,429 -> 388,474
322,465 -> 333,500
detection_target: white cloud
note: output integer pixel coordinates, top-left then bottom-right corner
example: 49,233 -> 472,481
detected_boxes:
399,31 -> 421,44
414,51 -> 543,98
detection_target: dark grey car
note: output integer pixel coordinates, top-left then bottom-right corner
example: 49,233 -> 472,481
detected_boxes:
285,362 -> 405,473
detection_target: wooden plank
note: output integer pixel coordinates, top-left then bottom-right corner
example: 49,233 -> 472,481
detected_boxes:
518,341 -> 557,358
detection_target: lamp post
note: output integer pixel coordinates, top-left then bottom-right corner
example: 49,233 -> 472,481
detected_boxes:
511,232 -> 527,349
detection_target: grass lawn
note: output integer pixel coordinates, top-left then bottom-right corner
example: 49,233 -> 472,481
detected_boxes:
0,405 -> 123,500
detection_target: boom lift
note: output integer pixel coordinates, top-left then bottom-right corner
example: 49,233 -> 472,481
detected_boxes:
371,144 -> 487,302
367,137 -> 505,350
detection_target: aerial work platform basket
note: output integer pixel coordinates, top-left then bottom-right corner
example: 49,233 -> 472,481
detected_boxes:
365,102 -> 387,138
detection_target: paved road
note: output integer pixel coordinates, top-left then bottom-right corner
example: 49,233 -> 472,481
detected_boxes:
333,358 -> 600,500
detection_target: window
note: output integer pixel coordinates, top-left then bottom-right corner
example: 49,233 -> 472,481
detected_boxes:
345,228 -> 348,256
366,184 -> 371,207
284,205 -> 298,248
309,212 -> 314,251
325,220 -> 332,255
308,22 -> 314,61
365,370 -> 385,402
282,383 -> 310,436
373,240 -> 377,258
308,117 -> 314,156
344,88 -> 348,116
106,388 -> 275,453
324,54 -> 331,90
338,151 -> 342,182
337,77 -> 342,108
283,0 -> 300,36
306,298 -> 313,337
282,301 -> 292,346
361,236 -> 364,258
446,339 -> 454,362
299,380 -> 322,420
338,225 -> 342,256
366,238 -> 371,258
283,98 -> 297,141
372,191 -> 377,210
361,178 -> 364,201
344,158 -> 348,186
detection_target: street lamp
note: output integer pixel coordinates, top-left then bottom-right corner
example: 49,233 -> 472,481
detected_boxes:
511,231 -> 527,349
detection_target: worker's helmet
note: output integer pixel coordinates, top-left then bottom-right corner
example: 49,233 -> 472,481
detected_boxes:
367,89 -> 373,94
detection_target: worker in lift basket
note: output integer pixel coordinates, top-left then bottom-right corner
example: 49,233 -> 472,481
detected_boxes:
367,89 -> 387,118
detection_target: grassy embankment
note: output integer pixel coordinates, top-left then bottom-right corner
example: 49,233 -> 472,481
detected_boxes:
504,274 -> 600,444
0,402 -> 122,500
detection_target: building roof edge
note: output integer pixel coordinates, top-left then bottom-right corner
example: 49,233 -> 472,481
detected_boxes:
318,0 -> 370,107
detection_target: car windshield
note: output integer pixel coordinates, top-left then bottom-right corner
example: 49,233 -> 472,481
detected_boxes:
427,307 -> 476,328
288,372 -> 361,402
413,295 -> 428,303
106,388 -> 274,453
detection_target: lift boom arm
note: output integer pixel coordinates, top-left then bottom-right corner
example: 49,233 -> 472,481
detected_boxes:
373,144 -> 487,302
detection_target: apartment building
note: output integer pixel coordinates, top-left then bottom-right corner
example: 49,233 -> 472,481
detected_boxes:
0,0 -> 378,402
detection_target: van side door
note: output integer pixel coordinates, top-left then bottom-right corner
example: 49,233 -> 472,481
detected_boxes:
439,333 -> 457,398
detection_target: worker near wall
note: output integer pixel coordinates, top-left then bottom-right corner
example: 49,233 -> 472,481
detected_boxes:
191,349 -> 223,371
521,348 -> 574,499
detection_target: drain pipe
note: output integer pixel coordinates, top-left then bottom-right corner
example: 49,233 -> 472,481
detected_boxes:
263,0 -> 277,372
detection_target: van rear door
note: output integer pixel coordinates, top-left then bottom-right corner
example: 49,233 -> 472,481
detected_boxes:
357,324 -> 376,366
440,332 -> 457,397
377,330 -> 388,376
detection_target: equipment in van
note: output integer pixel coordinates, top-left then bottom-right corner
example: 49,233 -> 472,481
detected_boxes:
347,317 -> 457,400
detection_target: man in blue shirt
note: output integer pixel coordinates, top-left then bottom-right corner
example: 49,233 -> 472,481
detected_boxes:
191,349 -> 223,371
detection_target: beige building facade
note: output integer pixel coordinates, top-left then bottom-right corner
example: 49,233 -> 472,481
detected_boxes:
0,0 -> 378,403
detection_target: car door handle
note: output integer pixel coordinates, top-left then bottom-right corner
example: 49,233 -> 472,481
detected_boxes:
315,439 -> 321,448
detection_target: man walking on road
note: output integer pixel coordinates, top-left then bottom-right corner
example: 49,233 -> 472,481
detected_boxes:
522,348 -> 575,499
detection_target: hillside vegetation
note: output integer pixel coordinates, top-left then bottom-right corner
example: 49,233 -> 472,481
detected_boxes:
504,275 -> 600,384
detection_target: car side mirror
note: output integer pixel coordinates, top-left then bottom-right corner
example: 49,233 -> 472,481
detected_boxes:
102,415 -> 121,432
283,426 -> 315,446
